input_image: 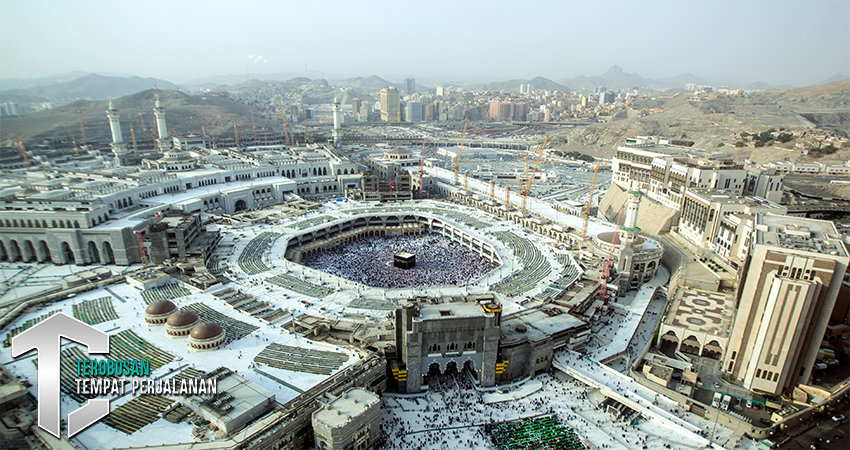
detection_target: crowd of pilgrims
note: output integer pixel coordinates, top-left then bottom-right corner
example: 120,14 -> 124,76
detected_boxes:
301,234 -> 497,288
375,360 -> 728,450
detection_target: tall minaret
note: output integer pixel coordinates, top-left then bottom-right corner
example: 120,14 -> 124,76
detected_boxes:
153,95 -> 171,150
617,186 -> 643,293
106,98 -> 129,165
332,94 -> 343,146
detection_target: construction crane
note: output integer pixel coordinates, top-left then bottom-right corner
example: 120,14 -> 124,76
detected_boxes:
489,180 -> 496,202
418,134 -> 428,199
130,124 -> 138,154
463,173 -> 469,192
600,204 -> 625,306
58,106 -> 92,144
520,136 -> 549,214
15,136 -> 30,169
250,105 -> 258,141
581,161 -> 601,239
504,186 -> 511,207
234,123 -> 240,149
137,107 -> 149,142
453,122 -> 468,185
277,103 -> 292,146
262,108 -> 269,146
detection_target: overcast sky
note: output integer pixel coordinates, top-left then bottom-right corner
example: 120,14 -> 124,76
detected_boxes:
1,0 -> 848,86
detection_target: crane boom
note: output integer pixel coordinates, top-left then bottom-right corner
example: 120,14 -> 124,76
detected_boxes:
16,136 -> 29,169
521,136 -> 548,213
278,103 -> 291,146
453,122 -> 468,185
581,162 -> 600,239
130,124 -> 138,154
250,105 -> 257,141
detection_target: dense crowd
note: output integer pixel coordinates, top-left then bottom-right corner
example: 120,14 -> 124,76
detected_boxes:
301,234 -> 497,288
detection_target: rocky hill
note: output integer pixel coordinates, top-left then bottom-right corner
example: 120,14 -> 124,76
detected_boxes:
471,76 -> 568,93
0,74 -> 179,105
1,89 -> 255,143
547,79 -> 850,161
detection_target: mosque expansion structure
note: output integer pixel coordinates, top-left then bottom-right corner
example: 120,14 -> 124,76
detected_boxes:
0,94 -> 759,450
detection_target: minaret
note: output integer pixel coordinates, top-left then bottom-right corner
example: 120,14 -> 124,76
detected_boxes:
332,94 -> 343,146
153,95 -> 171,150
617,186 -> 643,293
106,98 -> 129,165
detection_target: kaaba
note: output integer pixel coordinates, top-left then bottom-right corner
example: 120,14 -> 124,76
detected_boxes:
393,252 -> 416,270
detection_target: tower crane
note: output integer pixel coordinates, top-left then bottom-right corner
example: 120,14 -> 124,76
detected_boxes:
453,122 -> 468,185
418,134 -> 428,199
15,136 -> 30,169
463,173 -> 469,192
234,123 -> 240,149
581,161 -> 600,239
130,124 -> 138,154
278,103 -> 292,146
504,186 -> 511,208
520,136 -> 548,214
600,204 -> 625,306
58,106 -> 92,144
250,105 -> 258,141
489,180 -> 496,203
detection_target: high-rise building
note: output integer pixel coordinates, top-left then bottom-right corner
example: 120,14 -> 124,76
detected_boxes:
404,77 -> 416,95
423,104 -> 436,121
598,91 -> 615,104
721,214 -> 849,395
489,102 -> 511,121
436,86 -> 446,97
405,101 -> 422,122
351,98 -> 362,117
380,88 -> 401,122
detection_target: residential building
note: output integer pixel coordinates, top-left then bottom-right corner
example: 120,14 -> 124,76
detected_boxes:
380,88 -> 401,122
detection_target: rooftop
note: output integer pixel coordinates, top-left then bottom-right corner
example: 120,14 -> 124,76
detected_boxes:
313,388 -> 379,429
665,289 -> 734,336
755,213 -> 847,257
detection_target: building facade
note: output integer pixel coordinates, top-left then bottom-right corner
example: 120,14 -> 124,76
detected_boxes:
380,88 -> 401,122
722,214 -> 849,395
396,294 -> 501,393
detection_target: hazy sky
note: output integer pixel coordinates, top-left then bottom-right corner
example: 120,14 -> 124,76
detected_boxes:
1,0 -> 848,86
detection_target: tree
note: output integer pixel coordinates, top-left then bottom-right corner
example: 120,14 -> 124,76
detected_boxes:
735,141 -> 744,147
777,132 -> 793,143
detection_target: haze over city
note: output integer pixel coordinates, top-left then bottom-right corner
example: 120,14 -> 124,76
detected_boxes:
1,0 -> 848,87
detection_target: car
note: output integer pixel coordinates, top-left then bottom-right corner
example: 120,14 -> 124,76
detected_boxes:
746,400 -> 753,408
714,381 -> 720,389
832,414 -> 845,421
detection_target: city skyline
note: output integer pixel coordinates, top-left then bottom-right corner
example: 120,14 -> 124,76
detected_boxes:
1,0 -> 848,87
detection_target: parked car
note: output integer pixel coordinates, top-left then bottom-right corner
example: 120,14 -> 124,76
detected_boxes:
831,414 -> 845,421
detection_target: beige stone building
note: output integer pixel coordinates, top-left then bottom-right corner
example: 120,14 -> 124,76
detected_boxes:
722,214 -> 849,395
